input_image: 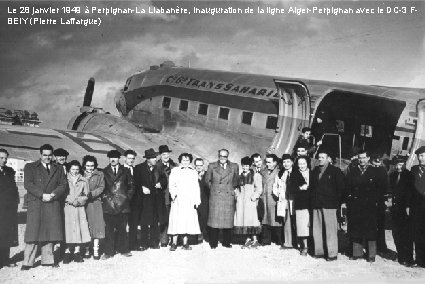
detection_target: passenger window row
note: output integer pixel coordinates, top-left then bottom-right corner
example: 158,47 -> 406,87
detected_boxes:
162,96 -> 277,130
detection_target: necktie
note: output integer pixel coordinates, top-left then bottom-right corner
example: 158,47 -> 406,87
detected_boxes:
113,167 -> 117,175
396,172 -> 401,185
46,164 -> 50,175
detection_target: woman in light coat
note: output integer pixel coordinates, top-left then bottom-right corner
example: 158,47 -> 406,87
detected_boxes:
234,156 -> 263,248
82,155 -> 105,260
168,153 -> 201,251
63,160 -> 91,264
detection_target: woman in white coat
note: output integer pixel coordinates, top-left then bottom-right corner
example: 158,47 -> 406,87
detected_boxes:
168,153 -> 201,251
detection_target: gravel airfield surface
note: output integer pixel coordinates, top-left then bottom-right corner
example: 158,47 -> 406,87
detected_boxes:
1,189 -> 424,283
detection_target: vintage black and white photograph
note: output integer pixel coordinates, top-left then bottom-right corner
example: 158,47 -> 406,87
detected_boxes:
0,0 -> 424,283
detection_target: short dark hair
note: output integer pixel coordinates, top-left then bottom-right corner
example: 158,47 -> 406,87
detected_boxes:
251,153 -> 261,160
40,144 -> 53,154
82,155 -> 98,169
124,150 -> 137,157
194,158 -> 204,165
178,153 -> 193,163
358,149 -> 370,157
295,155 -> 311,169
68,160 -> 81,170
241,156 -> 252,166
0,148 -> 9,156
53,148 -> 69,157
265,153 -> 279,163
302,127 -> 311,133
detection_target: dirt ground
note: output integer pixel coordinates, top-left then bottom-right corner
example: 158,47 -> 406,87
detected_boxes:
0,187 -> 424,283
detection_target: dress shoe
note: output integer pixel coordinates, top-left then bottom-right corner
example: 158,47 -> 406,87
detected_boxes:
326,256 -> 338,261
400,261 -> 410,267
222,244 -> 232,248
93,255 -> 100,260
5,262 -> 17,267
182,244 -> 192,250
131,247 -> 142,252
300,249 -> 308,256
312,255 -> 324,259
280,245 -> 293,250
170,244 -> 178,251
140,246 -> 148,251
150,245 -> 160,249
349,256 -> 363,260
63,252 -> 72,264
160,243 -> 168,247
210,245 -> 217,249
121,252 -> 132,257
74,252 -> 84,263
101,254 -> 113,260
42,263 -> 59,268
250,240 -> 260,249
411,263 -> 425,268
21,265 -> 31,271
367,257 -> 375,263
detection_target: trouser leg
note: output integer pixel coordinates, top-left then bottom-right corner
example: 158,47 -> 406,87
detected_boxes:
323,209 -> 338,258
283,211 -> 293,247
261,225 -> 272,245
40,242 -> 54,265
222,229 -> 232,246
150,222 -> 160,247
376,205 -> 387,252
22,243 -> 38,267
140,225 -> 149,248
209,227 -> 219,248
160,206 -> 170,245
272,226 -> 283,245
367,240 -> 377,259
312,209 -> 324,256
117,214 -> 129,254
0,248 -> 10,267
103,214 -> 116,256
128,203 -> 141,250
352,238 -> 364,258
414,201 -> 425,266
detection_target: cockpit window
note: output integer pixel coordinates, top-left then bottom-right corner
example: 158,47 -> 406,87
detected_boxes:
266,116 -> 278,129
123,78 -> 132,91
162,97 -> 171,108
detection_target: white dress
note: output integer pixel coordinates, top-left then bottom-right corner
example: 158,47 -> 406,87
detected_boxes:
167,166 -> 201,235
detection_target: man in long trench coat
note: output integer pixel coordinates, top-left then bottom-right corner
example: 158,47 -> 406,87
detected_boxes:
205,149 -> 239,249
21,144 -> 67,270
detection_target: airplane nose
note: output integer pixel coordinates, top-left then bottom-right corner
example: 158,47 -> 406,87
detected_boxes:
115,91 -> 128,116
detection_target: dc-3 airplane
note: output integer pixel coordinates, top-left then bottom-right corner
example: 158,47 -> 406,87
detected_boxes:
0,61 -> 424,169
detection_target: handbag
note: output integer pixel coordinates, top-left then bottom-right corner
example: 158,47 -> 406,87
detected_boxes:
257,198 -> 265,222
276,200 -> 287,218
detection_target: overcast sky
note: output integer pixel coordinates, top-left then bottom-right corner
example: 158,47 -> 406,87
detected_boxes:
0,0 -> 424,129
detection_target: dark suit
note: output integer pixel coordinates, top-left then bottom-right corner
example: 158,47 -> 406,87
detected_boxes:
102,164 -> 134,256
0,166 -> 19,267
197,172 -> 209,240
311,164 -> 344,258
345,166 -> 387,259
134,161 -> 167,248
23,160 -> 67,266
155,159 -> 176,246
410,164 -> 425,266
389,169 -> 413,264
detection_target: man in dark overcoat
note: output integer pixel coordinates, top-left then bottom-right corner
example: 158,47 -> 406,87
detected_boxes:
0,149 -> 19,269
102,150 -> 135,259
22,144 -> 68,270
205,149 -> 239,249
410,146 -> 425,268
344,150 -> 387,262
389,156 -> 413,266
155,145 -> 177,247
311,149 -> 345,261
195,157 -> 209,242
134,148 -> 167,249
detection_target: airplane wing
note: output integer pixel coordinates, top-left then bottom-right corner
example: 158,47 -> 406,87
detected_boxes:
0,124 -> 203,167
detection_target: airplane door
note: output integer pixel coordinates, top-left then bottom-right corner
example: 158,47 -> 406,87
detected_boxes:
406,99 -> 425,170
269,81 -> 311,155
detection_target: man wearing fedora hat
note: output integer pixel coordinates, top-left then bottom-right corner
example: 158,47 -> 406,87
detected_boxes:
156,145 -> 177,247
410,146 -> 425,268
389,155 -> 413,266
134,148 -> 167,250
101,150 -> 134,259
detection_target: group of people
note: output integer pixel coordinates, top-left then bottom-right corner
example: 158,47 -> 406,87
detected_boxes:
0,129 -> 424,270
